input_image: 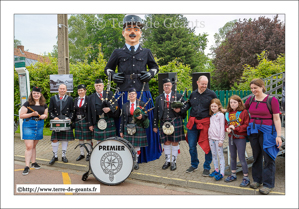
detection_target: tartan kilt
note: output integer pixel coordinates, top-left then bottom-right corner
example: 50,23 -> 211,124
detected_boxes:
160,118 -> 185,143
75,118 -> 92,140
51,129 -> 74,141
124,124 -> 148,147
94,117 -> 116,141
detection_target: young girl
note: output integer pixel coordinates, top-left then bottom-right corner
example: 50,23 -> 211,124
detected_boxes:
208,99 -> 225,180
224,95 -> 250,187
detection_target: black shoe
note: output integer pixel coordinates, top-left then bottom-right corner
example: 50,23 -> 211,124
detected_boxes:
170,162 -> 177,171
186,166 -> 198,173
62,156 -> 68,163
76,155 -> 85,161
49,156 -> 58,165
22,166 -> 30,176
134,162 -> 139,170
86,155 -> 90,161
202,169 -> 210,177
162,162 -> 171,170
31,162 -> 41,169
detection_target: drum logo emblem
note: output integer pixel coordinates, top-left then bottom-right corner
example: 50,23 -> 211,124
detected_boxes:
100,151 -> 123,182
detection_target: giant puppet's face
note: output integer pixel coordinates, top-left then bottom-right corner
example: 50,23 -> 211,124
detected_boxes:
122,24 -> 142,46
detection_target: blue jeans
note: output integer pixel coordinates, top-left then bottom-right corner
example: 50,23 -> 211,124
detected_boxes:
249,131 -> 276,188
187,124 -> 212,170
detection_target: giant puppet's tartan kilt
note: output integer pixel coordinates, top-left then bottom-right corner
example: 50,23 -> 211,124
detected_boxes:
74,118 -> 93,140
160,118 -> 185,143
51,129 -> 74,141
124,124 -> 148,147
93,117 -> 116,141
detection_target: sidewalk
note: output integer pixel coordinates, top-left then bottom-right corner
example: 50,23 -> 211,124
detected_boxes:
14,128 -> 285,195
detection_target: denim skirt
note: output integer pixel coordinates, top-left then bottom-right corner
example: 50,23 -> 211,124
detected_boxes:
22,119 -> 44,140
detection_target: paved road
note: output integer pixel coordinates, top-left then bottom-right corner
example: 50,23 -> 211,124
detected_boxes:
14,161 -> 225,195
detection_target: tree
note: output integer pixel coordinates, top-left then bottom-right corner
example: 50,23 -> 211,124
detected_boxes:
68,15 -> 90,63
83,14 -> 125,63
142,14 -> 209,73
14,38 -> 22,48
232,51 -> 285,91
212,15 -> 285,89
209,19 -> 237,58
51,14 -> 125,63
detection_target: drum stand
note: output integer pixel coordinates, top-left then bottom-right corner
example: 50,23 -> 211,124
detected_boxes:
74,143 -> 94,181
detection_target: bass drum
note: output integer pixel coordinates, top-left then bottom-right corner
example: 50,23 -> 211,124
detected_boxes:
90,136 -> 136,185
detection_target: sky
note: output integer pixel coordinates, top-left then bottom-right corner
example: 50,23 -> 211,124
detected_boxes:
14,14 -> 284,57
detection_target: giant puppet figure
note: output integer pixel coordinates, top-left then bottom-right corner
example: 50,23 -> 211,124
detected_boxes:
104,15 -> 161,163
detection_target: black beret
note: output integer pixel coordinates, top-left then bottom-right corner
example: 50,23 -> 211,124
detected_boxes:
77,84 -> 86,90
32,86 -> 41,93
162,78 -> 171,84
95,78 -> 103,84
128,88 -> 137,93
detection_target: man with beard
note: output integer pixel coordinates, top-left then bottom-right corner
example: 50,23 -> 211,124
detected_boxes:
104,15 -> 161,163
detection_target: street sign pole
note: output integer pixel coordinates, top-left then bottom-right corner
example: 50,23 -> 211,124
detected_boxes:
15,56 -> 30,140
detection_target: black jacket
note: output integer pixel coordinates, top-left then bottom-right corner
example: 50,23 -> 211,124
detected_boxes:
153,91 -> 187,128
87,91 -> 120,126
49,95 -> 74,120
119,101 -> 148,134
72,96 -> 90,124
104,45 -> 159,91
181,88 -> 217,119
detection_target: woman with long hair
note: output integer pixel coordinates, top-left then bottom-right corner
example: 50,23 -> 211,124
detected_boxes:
19,87 -> 48,175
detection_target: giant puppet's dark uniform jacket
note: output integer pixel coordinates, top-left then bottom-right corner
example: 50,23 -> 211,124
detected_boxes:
49,95 -> 74,120
153,91 -> 187,129
104,45 -> 159,91
87,91 -> 121,126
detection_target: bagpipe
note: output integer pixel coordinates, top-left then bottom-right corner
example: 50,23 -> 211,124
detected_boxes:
133,82 -> 155,129
101,73 -> 125,111
170,74 -> 188,109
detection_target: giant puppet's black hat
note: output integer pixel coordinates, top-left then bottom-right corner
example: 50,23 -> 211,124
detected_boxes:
123,15 -> 144,29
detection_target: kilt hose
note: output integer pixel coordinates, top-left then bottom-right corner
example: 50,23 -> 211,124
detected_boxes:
94,117 -> 117,141
124,124 -> 148,147
75,118 -> 93,140
160,118 -> 185,143
51,129 -> 74,141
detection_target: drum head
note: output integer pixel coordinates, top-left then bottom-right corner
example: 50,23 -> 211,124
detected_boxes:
90,137 -> 134,185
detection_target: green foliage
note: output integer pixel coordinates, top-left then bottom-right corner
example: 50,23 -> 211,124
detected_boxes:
212,15 -> 285,89
14,47 -> 192,127
14,39 -> 22,48
232,51 -> 285,90
142,14 -> 209,73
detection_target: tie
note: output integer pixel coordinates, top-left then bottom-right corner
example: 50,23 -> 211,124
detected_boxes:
130,46 -> 135,53
100,93 -> 103,98
79,98 -> 84,107
60,97 -> 63,100
166,94 -> 169,108
130,103 -> 134,115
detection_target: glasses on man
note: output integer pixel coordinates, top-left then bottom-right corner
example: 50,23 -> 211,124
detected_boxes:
125,27 -> 141,32
163,84 -> 172,87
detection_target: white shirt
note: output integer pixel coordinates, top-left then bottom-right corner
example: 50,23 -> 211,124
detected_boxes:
129,101 -> 136,111
58,95 -> 65,100
77,96 -> 86,106
164,92 -> 172,101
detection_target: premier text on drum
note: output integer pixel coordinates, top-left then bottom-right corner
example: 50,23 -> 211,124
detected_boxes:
98,145 -> 125,151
